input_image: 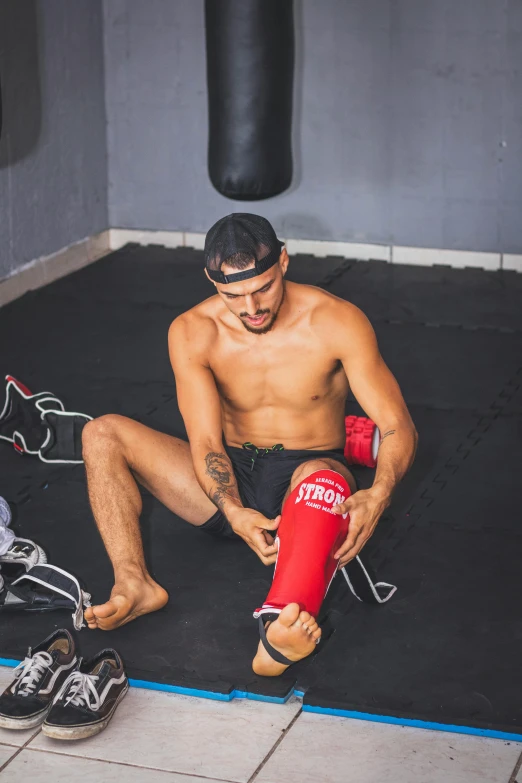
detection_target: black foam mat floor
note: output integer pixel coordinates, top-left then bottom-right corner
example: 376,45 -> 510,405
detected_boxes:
305,414 -> 522,735
1,246 -> 521,733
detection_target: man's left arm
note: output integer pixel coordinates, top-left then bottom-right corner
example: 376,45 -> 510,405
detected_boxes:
329,303 -> 418,567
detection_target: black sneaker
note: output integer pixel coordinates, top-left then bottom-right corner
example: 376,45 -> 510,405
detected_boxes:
0,629 -> 78,730
42,648 -> 128,740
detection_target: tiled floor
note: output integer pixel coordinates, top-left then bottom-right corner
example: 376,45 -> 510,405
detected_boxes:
0,667 -> 521,783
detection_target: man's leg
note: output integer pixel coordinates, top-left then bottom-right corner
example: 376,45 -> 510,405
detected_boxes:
252,458 -> 356,676
82,414 -> 219,630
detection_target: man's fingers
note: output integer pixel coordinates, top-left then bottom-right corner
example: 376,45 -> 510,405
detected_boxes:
334,527 -> 363,560
332,498 -> 355,515
247,539 -> 277,565
263,515 -> 281,531
261,550 -> 278,565
262,530 -> 273,546
339,549 -> 362,568
338,536 -> 370,567
251,534 -> 278,565
252,530 -> 277,555
257,543 -> 278,557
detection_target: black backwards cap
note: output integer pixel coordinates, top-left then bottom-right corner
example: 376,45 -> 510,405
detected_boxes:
204,213 -> 284,284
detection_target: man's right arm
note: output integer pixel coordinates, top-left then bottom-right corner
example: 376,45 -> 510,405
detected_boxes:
168,314 -> 278,563
168,314 -> 242,521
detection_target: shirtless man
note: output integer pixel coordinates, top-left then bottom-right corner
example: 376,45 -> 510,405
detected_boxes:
83,213 -> 417,676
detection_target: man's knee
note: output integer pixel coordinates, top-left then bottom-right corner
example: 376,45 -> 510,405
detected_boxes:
290,459 -> 336,491
290,459 -> 356,495
82,414 -> 126,458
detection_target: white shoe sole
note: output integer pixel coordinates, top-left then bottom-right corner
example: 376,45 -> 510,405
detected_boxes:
0,705 -> 50,730
41,683 -> 129,740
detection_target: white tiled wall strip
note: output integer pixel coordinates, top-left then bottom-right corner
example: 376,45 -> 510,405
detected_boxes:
1,228 -> 520,308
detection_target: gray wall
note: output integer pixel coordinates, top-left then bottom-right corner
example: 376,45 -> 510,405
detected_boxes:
0,0 -> 108,280
103,0 -> 522,254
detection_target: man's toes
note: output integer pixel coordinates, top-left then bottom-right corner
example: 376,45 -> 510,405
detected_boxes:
299,611 -> 312,626
311,627 -> 322,641
278,603 -> 301,628
300,611 -> 318,633
92,600 -> 121,620
84,609 -> 98,629
96,619 -> 119,631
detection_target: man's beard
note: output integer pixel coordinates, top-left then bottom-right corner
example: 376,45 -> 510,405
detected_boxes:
239,294 -> 284,335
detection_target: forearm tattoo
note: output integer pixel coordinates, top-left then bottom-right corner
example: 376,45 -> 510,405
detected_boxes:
379,429 -> 396,444
204,451 -> 241,512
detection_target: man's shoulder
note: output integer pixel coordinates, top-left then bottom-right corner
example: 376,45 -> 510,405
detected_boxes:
294,284 -> 374,354
168,297 -> 219,346
292,282 -> 367,325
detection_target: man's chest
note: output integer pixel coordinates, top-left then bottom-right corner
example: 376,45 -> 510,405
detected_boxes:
209,338 -> 348,409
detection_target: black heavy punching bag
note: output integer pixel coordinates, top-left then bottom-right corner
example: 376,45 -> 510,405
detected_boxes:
205,0 -> 294,201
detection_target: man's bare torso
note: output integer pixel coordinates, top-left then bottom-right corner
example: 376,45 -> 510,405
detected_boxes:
186,282 -> 352,450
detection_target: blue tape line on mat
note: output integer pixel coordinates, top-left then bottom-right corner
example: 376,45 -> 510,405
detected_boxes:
233,690 -> 292,705
129,679 -> 234,701
302,705 -> 522,742
129,679 -> 292,704
0,659 -> 291,703
0,657 -> 21,667
2,656 -> 520,738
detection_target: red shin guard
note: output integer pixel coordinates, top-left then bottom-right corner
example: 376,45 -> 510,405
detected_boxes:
254,469 -> 351,620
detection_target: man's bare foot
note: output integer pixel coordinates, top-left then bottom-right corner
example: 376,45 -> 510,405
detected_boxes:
252,603 -> 322,677
84,575 -> 168,631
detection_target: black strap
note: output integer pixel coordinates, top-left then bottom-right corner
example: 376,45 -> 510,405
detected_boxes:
258,616 -> 294,666
0,582 -> 29,606
39,410 -> 91,462
206,248 -> 282,284
61,414 -> 75,458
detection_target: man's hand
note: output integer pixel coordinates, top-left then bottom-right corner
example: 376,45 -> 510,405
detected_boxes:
332,487 -> 390,568
229,508 -> 281,565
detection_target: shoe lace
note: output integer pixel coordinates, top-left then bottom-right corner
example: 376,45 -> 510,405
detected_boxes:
5,542 -> 32,559
55,670 -> 101,711
12,651 -> 54,696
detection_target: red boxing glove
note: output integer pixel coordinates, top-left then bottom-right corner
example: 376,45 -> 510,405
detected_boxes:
254,469 -> 351,620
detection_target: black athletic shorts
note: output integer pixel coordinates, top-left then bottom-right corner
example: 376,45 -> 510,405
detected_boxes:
200,440 -> 354,539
